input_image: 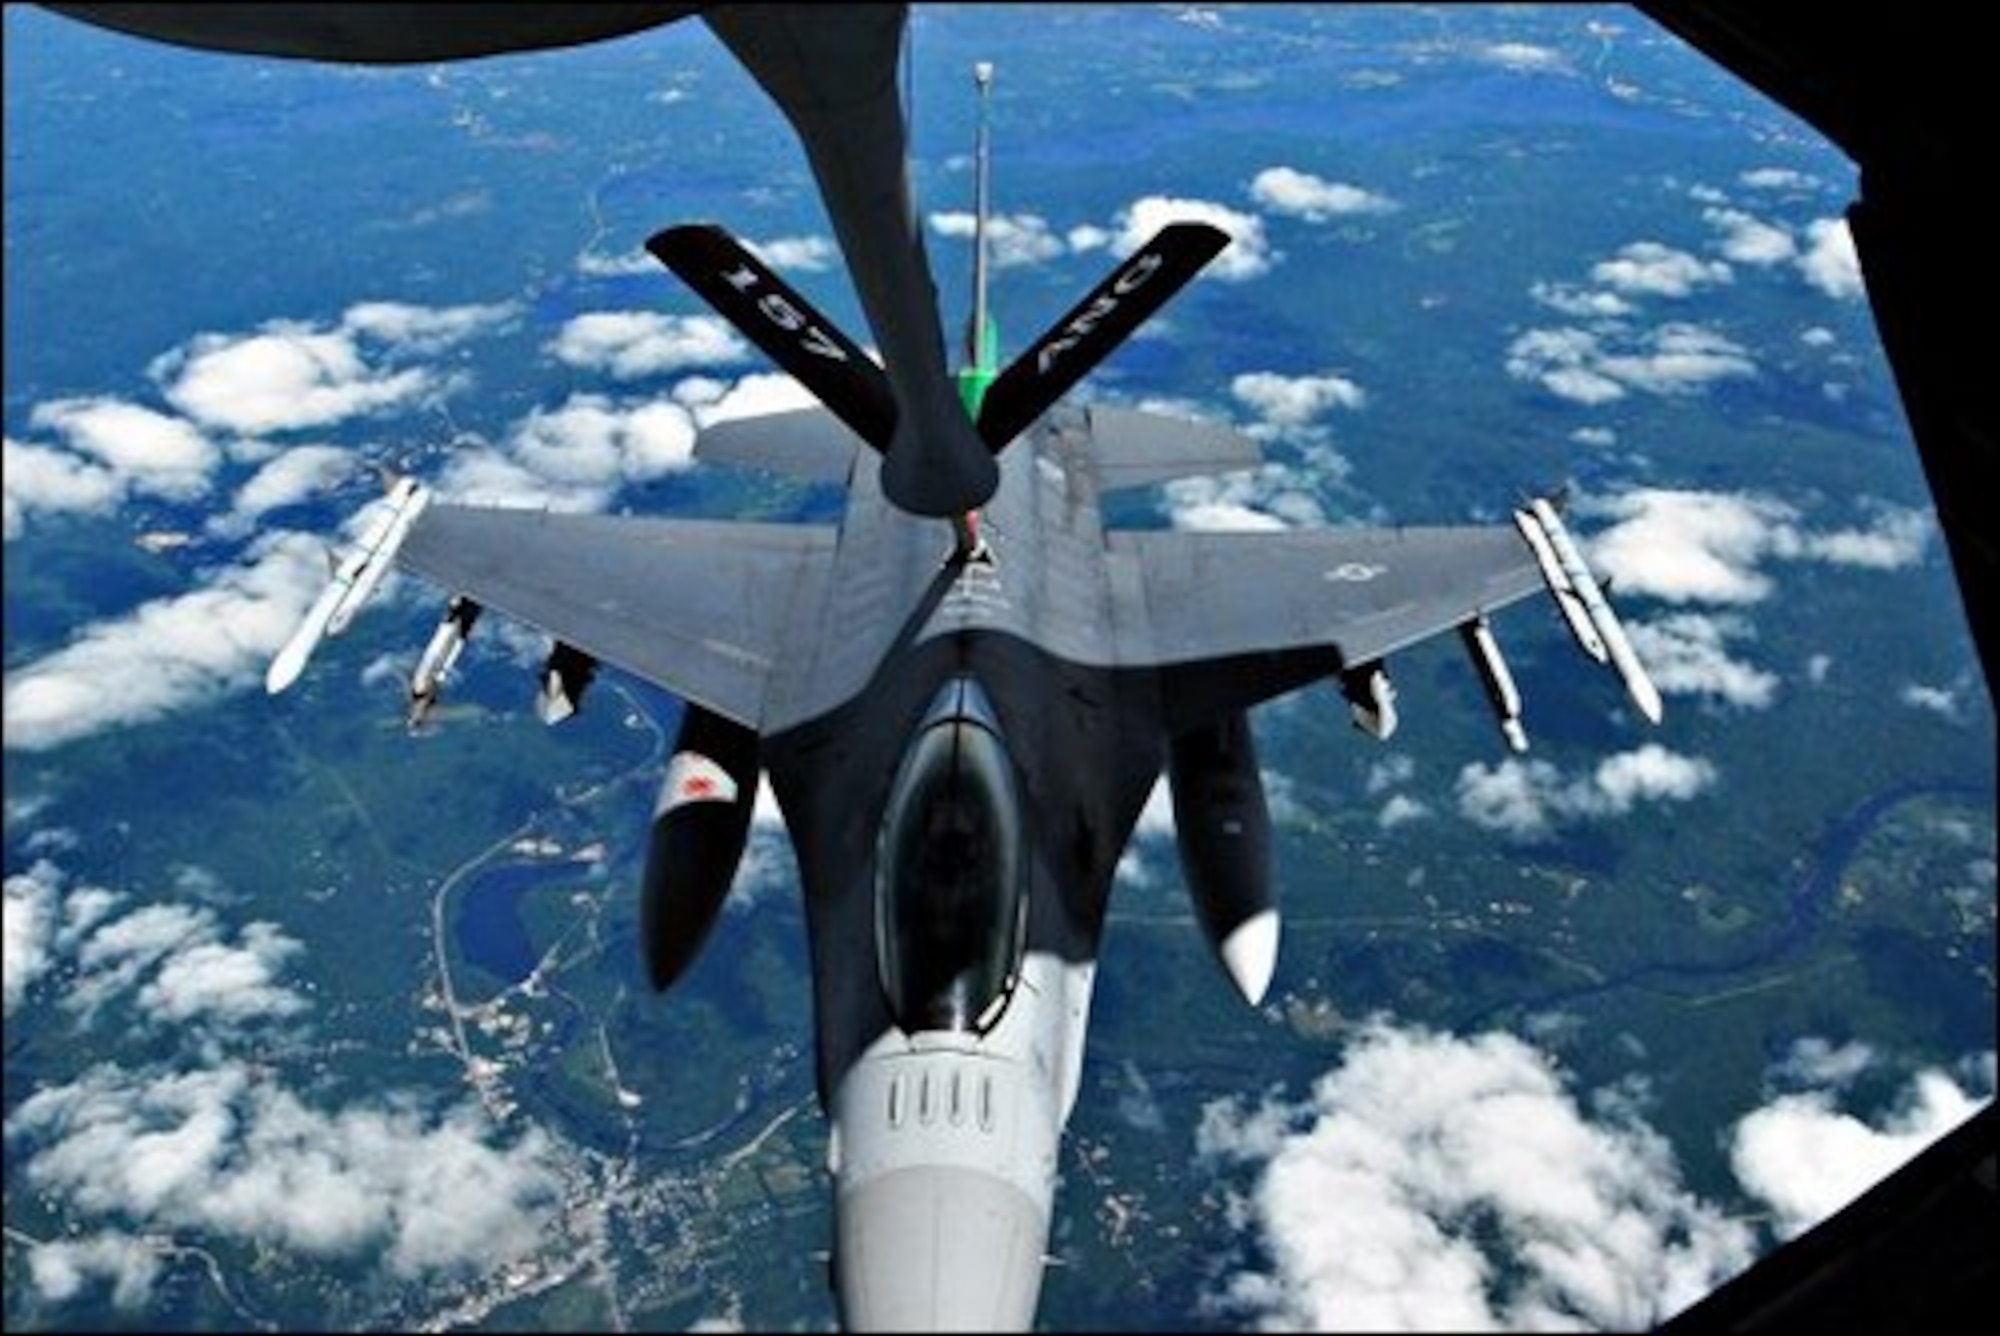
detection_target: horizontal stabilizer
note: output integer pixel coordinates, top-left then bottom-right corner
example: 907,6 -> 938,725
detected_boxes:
1085,405 -> 1263,491
977,221 -> 1230,452
695,407 -> 863,485
647,223 -> 896,452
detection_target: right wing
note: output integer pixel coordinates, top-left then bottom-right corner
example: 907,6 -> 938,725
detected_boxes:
396,504 -> 836,729
1108,524 -> 1544,671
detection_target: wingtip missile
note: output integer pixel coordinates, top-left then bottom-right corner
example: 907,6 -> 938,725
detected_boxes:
1514,506 -> 1608,664
1523,497 -> 1664,726
264,477 -> 430,694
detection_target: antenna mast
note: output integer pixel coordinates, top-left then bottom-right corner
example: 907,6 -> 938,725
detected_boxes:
969,60 -> 995,372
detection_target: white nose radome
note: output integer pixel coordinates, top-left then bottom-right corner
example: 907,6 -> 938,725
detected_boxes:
835,1165 -> 1046,1332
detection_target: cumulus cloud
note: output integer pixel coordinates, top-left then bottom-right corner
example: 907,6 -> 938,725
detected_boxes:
9,1060 -> 566,1280
1797,218 -> 1863,300
744,233 -> 840,273
1198,1019 -> 1754,1330
1455,744 -> 1717,842
1231,370 -> 1367,428
3,437 -> 123,540
1739,167 -> 1820,192
1160,459 -> 1334,532
1730,1057 -> 1994,1241
3,529 -> 330,752
1590,242 -> 1733,298
1249,167 -> 1397,221
62,897 -> 307,1031
1480,42 -> 1568,73
575,245 -> 659,277
515,393 -> 697,482
152,300 -> 513,435
338,300 -> 518,354
1113,195 -> 1274,281
27,398 -> 219,498
1528,282 -> 1636,320
208,443 -> 356,538
928,210 -> 1070,268
1701,207 -> 1798,266
1506,322 -> 1756,405
547,312 -> 748,381
5,398 -> 227,539
1580,489 -> 1932,606
21,1232 -> 163,1311
4,860 -> 62,1013
1626,613 -> 1781,709
3,854 -> 575,1307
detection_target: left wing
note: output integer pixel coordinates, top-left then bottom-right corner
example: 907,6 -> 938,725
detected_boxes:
396,504 -> 836,729
1107,524 -> 1542,670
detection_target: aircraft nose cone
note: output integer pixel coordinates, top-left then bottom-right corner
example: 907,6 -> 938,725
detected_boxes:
836,1165 -> 1046,1332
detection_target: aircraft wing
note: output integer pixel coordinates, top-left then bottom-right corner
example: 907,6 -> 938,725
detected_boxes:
395,504 -> 836,729
1108,523 -> 1543,670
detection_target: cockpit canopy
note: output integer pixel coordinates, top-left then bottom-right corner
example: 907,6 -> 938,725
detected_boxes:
875,676 -> 1027,1035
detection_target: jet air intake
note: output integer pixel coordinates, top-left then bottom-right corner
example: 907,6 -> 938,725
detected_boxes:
1167,711 -> 1279,1007
640,705 -> 761,992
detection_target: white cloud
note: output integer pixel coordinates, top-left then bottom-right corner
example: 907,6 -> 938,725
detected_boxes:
157,327 -> 428,434
744,233 -> 839,273
1701,207 -> 1798,265
3,854 -> 574,1304
1230,371 -> 1366,428
928,210 -> 1069,268
209,443 -> 355,538
2,437 -> 124,540
1249,167 -> 1397,221
1797,218 -> 1863,300
506,393 -> 700,490
1377,794 -> 1431,829
685,369 -> 822,427
1066,223 -> 1112,253
3,530 -> 328,752
1773,1038 -> 1877,1090
1528,281 -> 1637,319
1113,195 -> 1274,282
1506,323 -> 1755,405
575,246 -> 659,277
1899,682 -> 1964,719
1626,613 -> 1780,709
1160,458 -> 1334,532
1730,1062 -> 1993,1241
1739,167 -> 1820,191
28,397 -> 219,497
1364,755 -> 1416,795
9,1060 -> 565,1280
151,300 -> 512,435
1455,744 -> 1717,842
4,860 -> 62,1013
1480,42 -> 1568,73
1580,489 -> 1931,606
62,897 -> 307,1031
547,312 -> 748,381
1198,1019 -> 1755,1330
1589,242 -> 1733,298
339,299 -> 518,354
22,1232 -> 162,1310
